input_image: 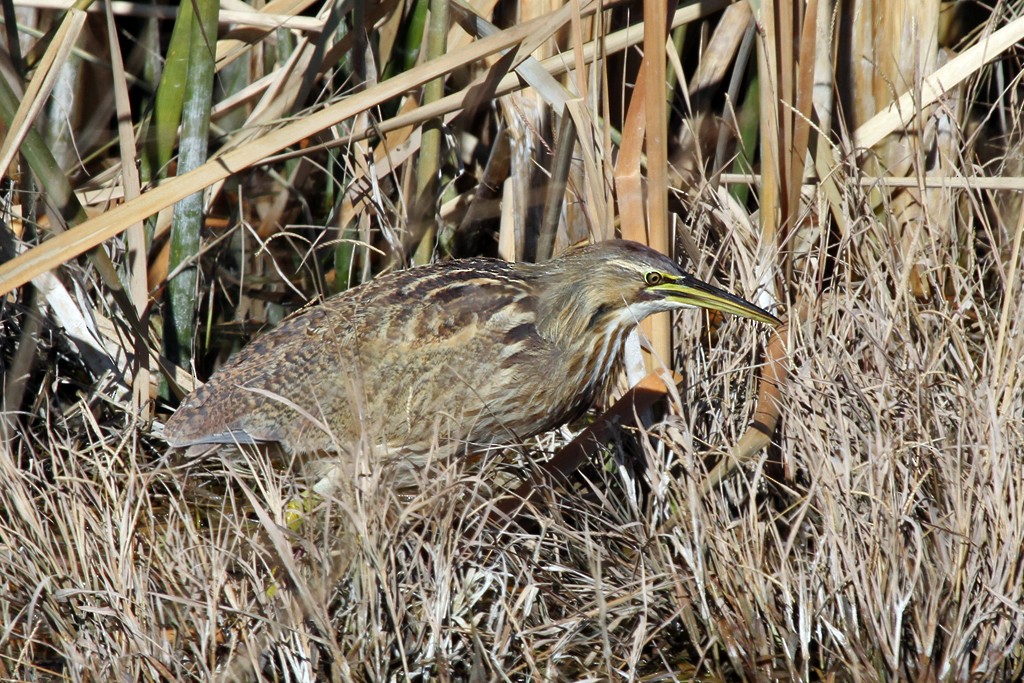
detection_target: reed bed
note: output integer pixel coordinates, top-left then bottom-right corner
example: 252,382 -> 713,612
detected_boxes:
1,0 -> 1022,680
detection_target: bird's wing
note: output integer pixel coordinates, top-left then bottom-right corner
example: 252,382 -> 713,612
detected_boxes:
346,263 -> 549,449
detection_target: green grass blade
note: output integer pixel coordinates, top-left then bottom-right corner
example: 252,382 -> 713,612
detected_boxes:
165,0 -> 220,368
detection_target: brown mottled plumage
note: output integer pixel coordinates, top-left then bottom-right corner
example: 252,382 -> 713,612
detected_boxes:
164,240 -> 778,470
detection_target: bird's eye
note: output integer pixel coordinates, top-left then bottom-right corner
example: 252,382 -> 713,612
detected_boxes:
644,271 -> 664,286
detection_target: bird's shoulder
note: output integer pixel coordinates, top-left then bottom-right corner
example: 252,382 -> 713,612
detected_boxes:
189,257 -> 534,372
344,258 -> 541,349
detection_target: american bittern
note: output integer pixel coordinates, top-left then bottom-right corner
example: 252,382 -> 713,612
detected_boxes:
164,240 -> 778,482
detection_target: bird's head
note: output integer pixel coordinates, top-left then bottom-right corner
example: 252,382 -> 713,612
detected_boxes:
531,239 -> 779,346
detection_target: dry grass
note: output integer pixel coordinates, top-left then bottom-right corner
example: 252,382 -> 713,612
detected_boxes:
2,0 -> 1024,681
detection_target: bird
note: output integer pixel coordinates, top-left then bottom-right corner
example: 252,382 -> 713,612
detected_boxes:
163,239 -> 779,488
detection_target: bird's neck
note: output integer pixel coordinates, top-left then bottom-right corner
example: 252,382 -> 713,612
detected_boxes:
532,275 -> 636,398
530,267 -> 597,339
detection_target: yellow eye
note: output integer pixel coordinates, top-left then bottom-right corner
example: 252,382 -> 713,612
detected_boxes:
644,271 -> 664,286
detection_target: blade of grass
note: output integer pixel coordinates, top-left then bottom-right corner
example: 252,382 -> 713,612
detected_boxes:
726,43 -> 759,207
165,0 -> 219,370
0,8 -> 85,177
536,113 -> 576,261
787,0 -> 818,226
104,0 -> 150,420
142,0 -> 193,184
616,65 -> 647,245
756,0 -> 782,251
774,0 -> 795,285
564,99 -> 611,242
994,206 -> 1024,409
411,0 -> 451,265
642,0 -> 673,365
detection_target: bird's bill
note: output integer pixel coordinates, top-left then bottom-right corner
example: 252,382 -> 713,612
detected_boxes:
656,275 -> 781,327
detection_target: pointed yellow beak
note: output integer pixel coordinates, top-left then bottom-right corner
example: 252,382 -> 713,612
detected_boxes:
654,274 -> 781,327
